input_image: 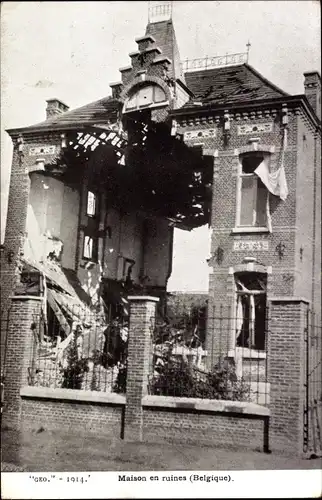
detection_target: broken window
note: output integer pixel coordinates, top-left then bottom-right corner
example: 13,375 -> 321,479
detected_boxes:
125,84 -> 167,112
237,153 -> 268,228
86,191 -> 97,217
83,235 -> 96,260
235,272 -> 267,351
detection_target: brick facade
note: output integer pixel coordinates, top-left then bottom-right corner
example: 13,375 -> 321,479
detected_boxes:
174,100 -> 321,363
1,133 -> 62,314
1,13 -> 320,459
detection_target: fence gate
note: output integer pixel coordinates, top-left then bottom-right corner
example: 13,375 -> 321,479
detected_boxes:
303,307 -> 322,456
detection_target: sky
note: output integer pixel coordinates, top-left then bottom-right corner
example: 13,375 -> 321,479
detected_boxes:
1,0 -> 320,291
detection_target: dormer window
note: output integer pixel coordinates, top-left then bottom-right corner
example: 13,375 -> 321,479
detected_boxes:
125,84 -> 167,112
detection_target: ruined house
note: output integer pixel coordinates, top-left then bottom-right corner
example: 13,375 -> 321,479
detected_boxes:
1,2 -> 321,457
1,3 -> 321,373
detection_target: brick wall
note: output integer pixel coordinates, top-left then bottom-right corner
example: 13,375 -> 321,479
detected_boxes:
1,133 -> 63,316
2,296 -> 42,428
177,106 -> 320,306
293,115 -> 318,304
21,398 -> 124,437
1,146 -> 30,318
3,294 -> 314,457
268,298 -> 307,455
142,408 -> 265,450
124,296 -> 158,441
176,104 -> 321,364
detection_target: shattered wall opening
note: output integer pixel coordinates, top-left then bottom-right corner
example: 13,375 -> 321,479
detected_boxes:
17,260 -> 129,393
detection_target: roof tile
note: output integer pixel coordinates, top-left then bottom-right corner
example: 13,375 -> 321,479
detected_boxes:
184,63 -> 288,106
9,63 -> 288,135
8,96 -> 120,134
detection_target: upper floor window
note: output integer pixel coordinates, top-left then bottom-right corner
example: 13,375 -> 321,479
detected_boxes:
236,153 -> 269,229
87,191 -> 97,217
125,84 -> 167,112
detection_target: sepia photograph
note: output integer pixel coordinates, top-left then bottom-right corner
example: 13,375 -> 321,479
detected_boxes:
1,1 -> 321,498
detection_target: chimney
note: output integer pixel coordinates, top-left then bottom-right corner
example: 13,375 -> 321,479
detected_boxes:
46,98 -> 69,119
303,71 -> 321,120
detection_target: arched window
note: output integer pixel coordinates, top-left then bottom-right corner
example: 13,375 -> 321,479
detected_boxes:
124,84 -> 167,112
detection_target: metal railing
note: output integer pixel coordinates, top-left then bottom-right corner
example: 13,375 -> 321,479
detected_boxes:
25,297 -> 269,405
181,52 -> 248,73
304,309 -> 322,455
27,303 -> 128,394
149,304 -> 269,406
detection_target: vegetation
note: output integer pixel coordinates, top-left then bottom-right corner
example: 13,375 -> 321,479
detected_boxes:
62,333 -> 89,390
150,357 -> 250,401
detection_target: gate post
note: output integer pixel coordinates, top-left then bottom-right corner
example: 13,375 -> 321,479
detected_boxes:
268,297 -> 308,456
2,296 -> 42,429
124,296 -> 159,442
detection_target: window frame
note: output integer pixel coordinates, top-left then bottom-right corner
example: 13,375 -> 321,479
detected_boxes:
234,152 -> 271,233
86,190 -> 98,218
124,84 -> 168,113
82,234 -> 98,262
234,273 -> 267,352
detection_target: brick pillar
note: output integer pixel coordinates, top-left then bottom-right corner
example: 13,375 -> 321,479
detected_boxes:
268,297 -> 308,456
124,296 -> 159,441
2,296 -> 42,429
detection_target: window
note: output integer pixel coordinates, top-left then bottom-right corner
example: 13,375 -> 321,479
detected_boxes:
235,273 -> 267,351
87,191 -> 97,217
125,85 -> 167,112
83,235 -> 97,261
236,153 -> 268,229
83,190 -> 99,261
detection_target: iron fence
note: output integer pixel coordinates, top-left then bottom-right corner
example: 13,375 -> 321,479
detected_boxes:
149,304 -> 269,406
27,299 -> 128,394
304,309 -> 322,455
1,308 -> 11,413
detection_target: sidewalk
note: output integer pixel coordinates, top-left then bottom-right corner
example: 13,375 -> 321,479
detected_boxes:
1,426 -> 321,472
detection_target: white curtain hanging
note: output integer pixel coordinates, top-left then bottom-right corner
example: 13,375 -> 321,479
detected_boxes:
254,128 -> 289,201
235,295 -> 244,343
249,294 -> 255,348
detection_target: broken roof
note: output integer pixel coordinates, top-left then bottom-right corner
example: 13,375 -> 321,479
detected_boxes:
184,63 -> 288,106
8,63 -> 290,136
7,96 -> 120,135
